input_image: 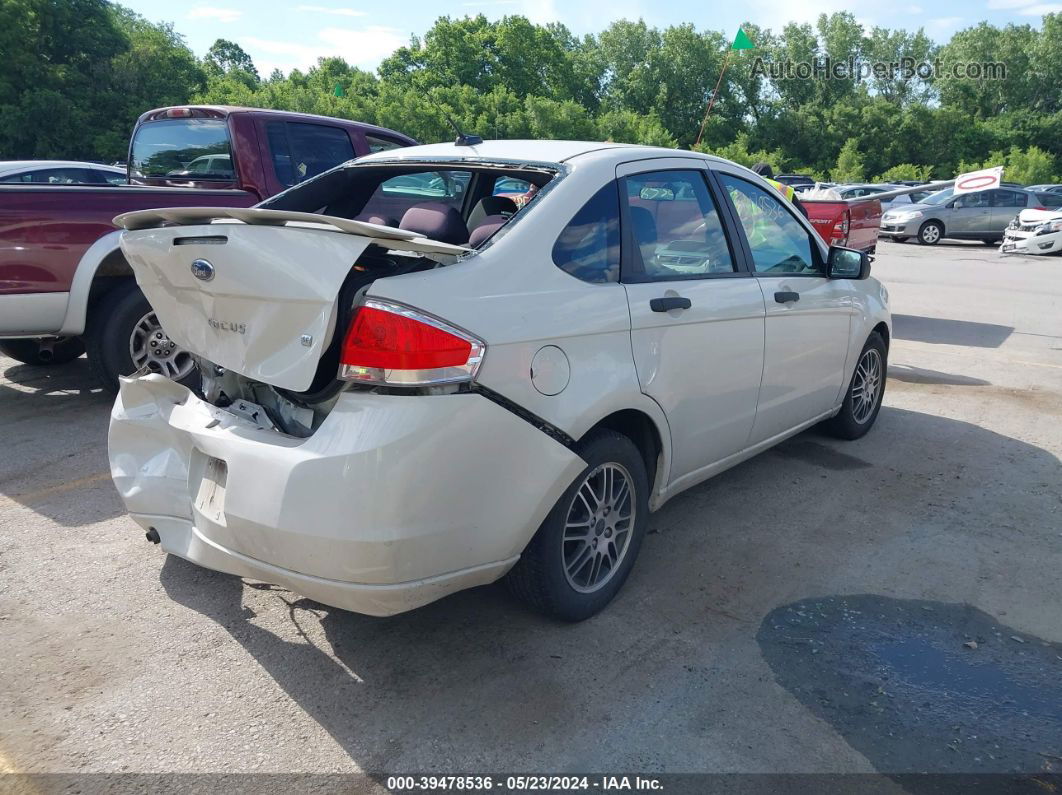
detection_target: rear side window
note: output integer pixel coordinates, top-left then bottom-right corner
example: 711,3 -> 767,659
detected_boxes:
365,134 -> 404,154
552,181 -> 621,283
131,119 -> 232,179
993,190 -> 1028,207
267,122 -> 356,186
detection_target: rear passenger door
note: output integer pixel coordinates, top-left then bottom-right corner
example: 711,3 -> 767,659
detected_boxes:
713,166 -> 854,444
989,189 -> 1030,233
617,159 -> 767,483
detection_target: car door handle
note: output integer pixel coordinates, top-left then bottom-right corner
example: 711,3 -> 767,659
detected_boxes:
650,296 -> 692,312
774,291 -> 800,304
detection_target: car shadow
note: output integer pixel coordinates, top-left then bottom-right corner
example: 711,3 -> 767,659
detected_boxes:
892,314 -> 1014,348
0,358 -> 121,526
157,406 -> 1062,776
887,364 -> 991,386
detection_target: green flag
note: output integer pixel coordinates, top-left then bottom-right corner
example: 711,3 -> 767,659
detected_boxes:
333,82 -> 345,98
732,28 -> 755,50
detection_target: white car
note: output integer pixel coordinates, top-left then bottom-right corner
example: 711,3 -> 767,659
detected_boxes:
0,160 -> 126,184
109,140 -> 891,621
1001,208 -> 1062,255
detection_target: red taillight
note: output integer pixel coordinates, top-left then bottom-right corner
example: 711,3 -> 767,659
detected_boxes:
338,300 -> 484,386
830,210 -> 851,246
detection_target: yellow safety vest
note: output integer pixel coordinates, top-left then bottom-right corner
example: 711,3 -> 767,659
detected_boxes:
764,177 -> 796,203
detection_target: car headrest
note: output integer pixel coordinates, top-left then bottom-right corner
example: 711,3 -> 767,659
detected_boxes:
355,213 -> 400,228
468,215 -> 508,248
398,202 -> 469,245
468,196 -> 518,231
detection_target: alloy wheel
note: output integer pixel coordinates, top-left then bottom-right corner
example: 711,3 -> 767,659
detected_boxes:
851,348 -> 883,424
562,462 -> 636,593
129,311 -> 195,380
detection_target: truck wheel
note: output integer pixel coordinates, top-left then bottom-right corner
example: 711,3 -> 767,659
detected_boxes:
506,430 -> 649,622
86,281 -> 197,393
917,221 -> 942,245
0,337 -> 85,366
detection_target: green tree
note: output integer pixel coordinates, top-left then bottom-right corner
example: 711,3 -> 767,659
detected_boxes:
205,38 -> 259,83
832,139 -> 865,182
878,163 -> 933,182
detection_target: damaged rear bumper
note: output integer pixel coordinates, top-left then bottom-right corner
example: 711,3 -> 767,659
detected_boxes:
109,375 -> 584,616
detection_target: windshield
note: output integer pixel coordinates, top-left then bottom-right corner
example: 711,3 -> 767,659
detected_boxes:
921,188 -> 954,206
130,119 -> 234,180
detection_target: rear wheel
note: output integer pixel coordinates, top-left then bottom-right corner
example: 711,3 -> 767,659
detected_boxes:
0,337 -> 84,366
824,332 -> 887,440
86,281 -> 197,393
506,430 -> 649,621
917,221 -> 943,245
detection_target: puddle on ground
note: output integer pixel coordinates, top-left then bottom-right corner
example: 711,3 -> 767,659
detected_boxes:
758,595 -> 1062,788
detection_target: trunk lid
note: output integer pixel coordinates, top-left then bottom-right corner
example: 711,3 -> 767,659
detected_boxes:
116,207 -> 468,392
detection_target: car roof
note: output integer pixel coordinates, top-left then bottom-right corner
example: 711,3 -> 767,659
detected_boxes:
355,139 -> 716,167
0,160 -> 124,174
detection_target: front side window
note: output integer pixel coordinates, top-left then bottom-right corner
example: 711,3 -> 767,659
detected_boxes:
552,181 -> 621,283
954,191 -> 991,209
131,119 -> 233,179
719,174 -> 821,274
623,169 -> 734,281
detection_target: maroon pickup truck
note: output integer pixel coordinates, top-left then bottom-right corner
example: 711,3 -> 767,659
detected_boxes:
0,105 -> 415,388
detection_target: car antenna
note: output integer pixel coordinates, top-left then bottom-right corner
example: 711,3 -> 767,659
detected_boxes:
446,116 -> 482,147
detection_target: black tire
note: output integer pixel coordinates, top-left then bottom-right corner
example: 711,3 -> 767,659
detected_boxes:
917,220 -> 943,246
85,281 -> 197,394
892,237 -> 908,243
506,429 -> 649,621
0,337 -> 84,366
824,332 -> 887,440
983,239 -> 1000,246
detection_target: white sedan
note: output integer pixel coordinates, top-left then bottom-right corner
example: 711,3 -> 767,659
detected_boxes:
109,140 -> 891,621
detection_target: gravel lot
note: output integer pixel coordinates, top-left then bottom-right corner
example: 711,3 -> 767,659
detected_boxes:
1,240 -> 1060,786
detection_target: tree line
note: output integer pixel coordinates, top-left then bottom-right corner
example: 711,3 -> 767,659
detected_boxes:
2,0 -> 1060,183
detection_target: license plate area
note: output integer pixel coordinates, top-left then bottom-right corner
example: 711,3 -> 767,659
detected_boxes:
194,455 -> 228,523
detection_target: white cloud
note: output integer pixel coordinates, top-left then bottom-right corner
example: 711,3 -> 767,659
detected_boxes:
986,0 -> 1035,7
295,5 -> 368,16
907,4 -> 924,13
187,6 -> 242,22
1017,2 -> 1062,12
461,0 -> 519,6
242,26 -> 406,74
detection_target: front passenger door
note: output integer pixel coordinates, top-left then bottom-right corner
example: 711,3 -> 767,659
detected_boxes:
618,161 -> 766,483
948,191 -> 991,235
715,170 -> 854,444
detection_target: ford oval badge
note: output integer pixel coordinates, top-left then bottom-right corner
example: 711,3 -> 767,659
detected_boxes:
191,259 -> 215,282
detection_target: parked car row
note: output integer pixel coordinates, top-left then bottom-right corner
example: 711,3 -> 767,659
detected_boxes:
880,186 -> 1062,247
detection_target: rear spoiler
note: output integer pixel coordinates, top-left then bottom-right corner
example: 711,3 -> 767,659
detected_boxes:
113,206 -> 471,257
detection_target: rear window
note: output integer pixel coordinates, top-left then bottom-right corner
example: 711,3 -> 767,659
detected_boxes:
130,119 -> 233,180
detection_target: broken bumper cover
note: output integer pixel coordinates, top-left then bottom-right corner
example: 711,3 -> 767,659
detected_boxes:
1000,229 -> 1062,255
109,375 -> 584,616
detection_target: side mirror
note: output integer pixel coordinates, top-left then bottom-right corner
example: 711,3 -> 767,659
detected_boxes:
827,245 -> 870,279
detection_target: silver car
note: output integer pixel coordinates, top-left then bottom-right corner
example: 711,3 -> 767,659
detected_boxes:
880,187 -> 1046,245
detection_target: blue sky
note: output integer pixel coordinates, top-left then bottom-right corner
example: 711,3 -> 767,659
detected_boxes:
125,0 -> 1060,76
